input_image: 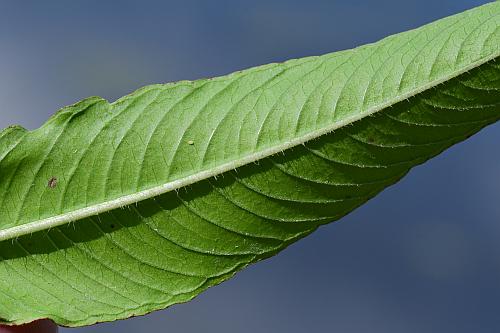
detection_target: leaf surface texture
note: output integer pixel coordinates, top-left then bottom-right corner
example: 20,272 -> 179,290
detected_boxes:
0,2 -> 499,326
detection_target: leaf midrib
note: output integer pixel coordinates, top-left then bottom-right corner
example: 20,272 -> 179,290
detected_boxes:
0,52 -> 498,242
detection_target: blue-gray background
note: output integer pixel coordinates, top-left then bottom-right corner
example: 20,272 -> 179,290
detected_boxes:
1,1 -> 498,332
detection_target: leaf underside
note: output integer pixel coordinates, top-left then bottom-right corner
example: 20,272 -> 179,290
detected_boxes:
0,2 -> 499,327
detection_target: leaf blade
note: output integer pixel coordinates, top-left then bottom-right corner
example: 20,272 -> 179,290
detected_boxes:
0,2 -> 499,327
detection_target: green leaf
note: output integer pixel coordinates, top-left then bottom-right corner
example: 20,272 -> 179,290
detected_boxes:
0,2 -> 499,327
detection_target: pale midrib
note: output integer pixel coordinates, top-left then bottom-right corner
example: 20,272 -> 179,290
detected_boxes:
0,52 -> 498,242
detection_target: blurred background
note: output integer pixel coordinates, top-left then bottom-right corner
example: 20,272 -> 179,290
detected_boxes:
0,0 -> 498,332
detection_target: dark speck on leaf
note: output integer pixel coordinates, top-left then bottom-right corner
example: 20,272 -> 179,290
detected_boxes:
48,177 -> 57,189
110,224 -> 115,229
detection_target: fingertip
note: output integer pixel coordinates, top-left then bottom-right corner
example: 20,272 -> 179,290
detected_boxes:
0,319 -> 58,333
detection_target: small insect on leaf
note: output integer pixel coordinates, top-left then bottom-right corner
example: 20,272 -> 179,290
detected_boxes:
47,177 -> 57,189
